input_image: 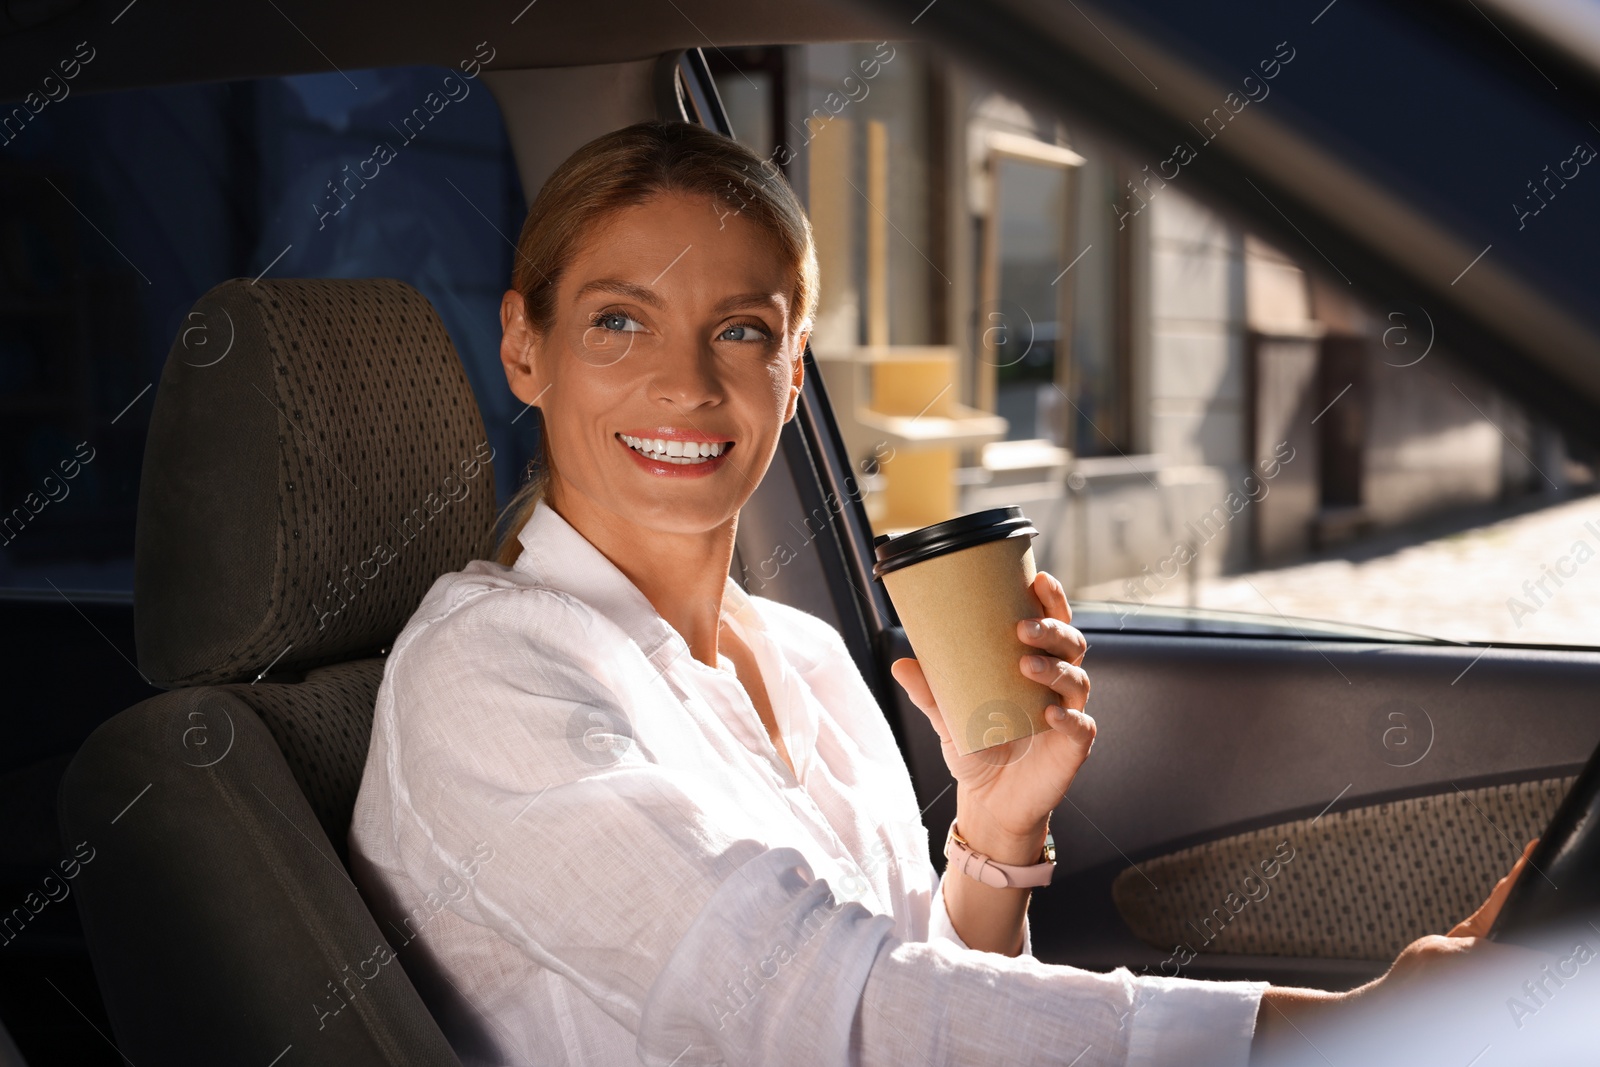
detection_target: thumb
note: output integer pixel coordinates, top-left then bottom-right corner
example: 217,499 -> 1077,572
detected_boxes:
1450,838 -> 1538,938
890,657 -> 950,743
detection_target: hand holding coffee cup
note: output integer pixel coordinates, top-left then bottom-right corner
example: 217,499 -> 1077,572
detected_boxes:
874,507 -> 1097,841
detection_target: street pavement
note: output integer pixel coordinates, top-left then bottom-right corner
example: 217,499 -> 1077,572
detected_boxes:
1085,492 -> 1600,648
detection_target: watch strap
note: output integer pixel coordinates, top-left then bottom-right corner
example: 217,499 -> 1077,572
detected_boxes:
943,819 -> 1055,889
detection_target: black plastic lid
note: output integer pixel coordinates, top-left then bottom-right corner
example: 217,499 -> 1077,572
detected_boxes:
871,505 -> 1037,580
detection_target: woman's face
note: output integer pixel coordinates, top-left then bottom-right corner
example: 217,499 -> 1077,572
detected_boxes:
501,190 -> 809,537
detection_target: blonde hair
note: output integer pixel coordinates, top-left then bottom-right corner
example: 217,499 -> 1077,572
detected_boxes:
491,120 -> 820,567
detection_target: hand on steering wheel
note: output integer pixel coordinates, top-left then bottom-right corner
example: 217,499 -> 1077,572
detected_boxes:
1255,839 -> 1544,1057
890,569 -> 1095,843
1376,839 -> 1540,991
1449,839 -> 1539,939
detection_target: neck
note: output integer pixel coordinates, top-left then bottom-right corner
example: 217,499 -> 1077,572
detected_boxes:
547,480 -> 736,668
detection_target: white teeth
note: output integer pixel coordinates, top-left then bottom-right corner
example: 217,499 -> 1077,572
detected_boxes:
620,434 -> 730,464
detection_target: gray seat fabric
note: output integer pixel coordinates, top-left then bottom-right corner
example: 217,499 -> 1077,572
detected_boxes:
59,277 -> 498,1064
133,276 -> 498,689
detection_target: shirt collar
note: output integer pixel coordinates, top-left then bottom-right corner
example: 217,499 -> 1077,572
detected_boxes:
515,497 -> 817,784
513,496 -> 760,660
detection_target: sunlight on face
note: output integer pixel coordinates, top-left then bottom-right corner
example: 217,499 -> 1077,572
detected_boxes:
531,191 -> 808,535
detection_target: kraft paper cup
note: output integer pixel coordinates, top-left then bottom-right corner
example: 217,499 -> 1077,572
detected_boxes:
872,506 -> 1057,757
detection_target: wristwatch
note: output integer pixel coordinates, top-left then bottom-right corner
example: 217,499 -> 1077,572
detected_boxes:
943,818 -> 1056,889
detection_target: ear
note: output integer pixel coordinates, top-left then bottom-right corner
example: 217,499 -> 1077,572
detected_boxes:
782,327 -> 810,423
500,289 -> 547,407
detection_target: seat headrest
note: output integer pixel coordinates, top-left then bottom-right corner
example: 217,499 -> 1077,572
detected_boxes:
135,277 -> 498,688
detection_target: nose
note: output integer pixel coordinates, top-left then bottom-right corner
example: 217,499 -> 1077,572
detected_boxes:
650,336 -> 723,412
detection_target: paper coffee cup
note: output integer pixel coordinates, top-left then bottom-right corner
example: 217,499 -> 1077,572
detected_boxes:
872,506 -> 1057,756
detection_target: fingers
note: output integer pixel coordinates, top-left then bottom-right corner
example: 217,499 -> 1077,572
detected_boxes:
1017,615 -> 1089,666
1021,654 -> 1090,711
1046,702 -> 1097,748
1023,572 -> 1086,665
1032,570 -> 1072,625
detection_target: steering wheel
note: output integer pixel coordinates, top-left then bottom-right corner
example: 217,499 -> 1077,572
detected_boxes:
1487,743 -> 1600,946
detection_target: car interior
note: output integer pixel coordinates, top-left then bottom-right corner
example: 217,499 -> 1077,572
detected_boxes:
3,0 -> 1600,1063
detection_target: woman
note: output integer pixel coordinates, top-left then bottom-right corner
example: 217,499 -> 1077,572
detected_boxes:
348,120 -> 1530,1066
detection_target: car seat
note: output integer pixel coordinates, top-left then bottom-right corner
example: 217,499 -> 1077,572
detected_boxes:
56,277 -> 499,1065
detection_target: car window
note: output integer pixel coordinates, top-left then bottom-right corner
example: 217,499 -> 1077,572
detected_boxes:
722,39 -> 1598,649
0,63 -> 529,598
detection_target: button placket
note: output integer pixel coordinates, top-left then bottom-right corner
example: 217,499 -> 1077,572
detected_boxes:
661,626 -> 887,913
725,662 -> 799,787
664,634 -> 791,787
698,628 -> 800,787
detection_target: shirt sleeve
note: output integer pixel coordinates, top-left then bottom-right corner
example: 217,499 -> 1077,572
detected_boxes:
377,586 -> 1266,1067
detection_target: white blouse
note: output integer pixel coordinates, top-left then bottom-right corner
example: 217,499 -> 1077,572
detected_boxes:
348,497 -> 1266,1066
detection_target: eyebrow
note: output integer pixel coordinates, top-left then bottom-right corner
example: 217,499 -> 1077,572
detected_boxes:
572,278 -> 786,317
716,292 -> 787,316
574,278 -> 662,308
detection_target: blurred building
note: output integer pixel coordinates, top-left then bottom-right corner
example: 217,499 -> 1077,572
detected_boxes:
713,40 -> 1579,599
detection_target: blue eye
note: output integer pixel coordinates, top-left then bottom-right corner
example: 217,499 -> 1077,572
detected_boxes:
591,311 -> 645,333
720,323 -> 771,342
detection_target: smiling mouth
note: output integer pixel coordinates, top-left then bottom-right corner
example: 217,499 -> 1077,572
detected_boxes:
616,433 -> 735,465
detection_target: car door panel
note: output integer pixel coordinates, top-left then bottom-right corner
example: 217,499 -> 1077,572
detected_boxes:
1110,774 -> 1571,959
881,628 -> 1600,989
